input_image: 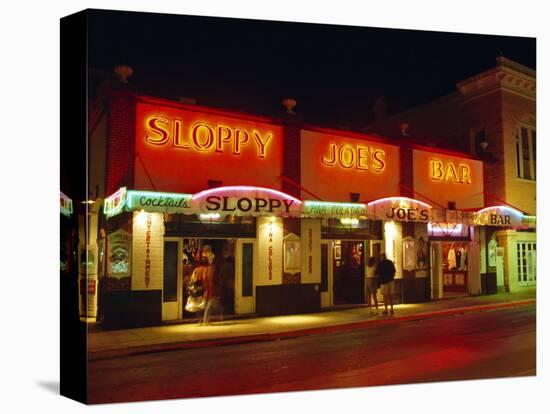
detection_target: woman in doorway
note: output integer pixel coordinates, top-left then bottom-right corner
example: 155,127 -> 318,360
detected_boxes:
365,256 -> 379,315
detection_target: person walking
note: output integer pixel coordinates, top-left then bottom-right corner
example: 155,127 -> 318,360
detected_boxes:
365,256 -> 379,315
376,253 -> 396,316
201,245 -> 220,325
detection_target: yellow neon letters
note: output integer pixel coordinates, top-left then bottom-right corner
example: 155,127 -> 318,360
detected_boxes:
321,143 -> 386,173
430,159 -> 471,184
144,116 -> 273,158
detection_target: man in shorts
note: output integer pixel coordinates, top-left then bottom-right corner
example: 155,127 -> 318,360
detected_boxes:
376,253 -> 396,316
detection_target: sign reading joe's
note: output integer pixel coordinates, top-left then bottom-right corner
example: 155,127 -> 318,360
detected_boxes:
368,196 -> 432,222
192,186 -> 302,218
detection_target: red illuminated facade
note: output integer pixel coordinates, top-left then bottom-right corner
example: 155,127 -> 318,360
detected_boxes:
83,84 -> 535,328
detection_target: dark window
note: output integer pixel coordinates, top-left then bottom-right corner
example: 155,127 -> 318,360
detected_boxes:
163,241 -> 178,302
522,127 -> 531,179
517,126 -> 536,180
474,129 -> 486,154
516,133 -> 521,177
242,243 -> 253,297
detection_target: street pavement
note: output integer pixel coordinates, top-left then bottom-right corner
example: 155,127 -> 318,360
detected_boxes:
87,305 -> 536,404
88,289 -> 536,360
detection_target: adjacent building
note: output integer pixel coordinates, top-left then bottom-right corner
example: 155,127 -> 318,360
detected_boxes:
365,57 -> 537,294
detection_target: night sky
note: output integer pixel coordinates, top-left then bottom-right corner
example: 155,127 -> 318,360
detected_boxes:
88,9 -> 536,129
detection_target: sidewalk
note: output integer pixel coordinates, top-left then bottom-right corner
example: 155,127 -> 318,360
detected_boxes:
88,290 -> 536,361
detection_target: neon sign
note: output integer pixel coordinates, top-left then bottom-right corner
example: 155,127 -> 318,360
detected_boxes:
193,186 -> 301,217
368,197 -> 432,222
430,159 -> 471,184
302,200 -> 368,219
474,206 -> 527,227
126,190 -> 193,214
321,143 -> 385,172
60,191 -> 73,217
104,187 -> 127,218
145,116 -> 273,158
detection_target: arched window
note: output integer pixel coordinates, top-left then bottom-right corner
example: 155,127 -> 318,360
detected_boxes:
515,115 -> 536,180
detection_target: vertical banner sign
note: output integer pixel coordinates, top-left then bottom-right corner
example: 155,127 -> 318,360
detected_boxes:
300,219 -> 321,283
268,221 -> 274,280
257,217 -> 282,285
145,214 -> 152,288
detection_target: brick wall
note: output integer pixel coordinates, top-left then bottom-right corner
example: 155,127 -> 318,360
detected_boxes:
282,122 -> 301,199
105,93 -> 137,195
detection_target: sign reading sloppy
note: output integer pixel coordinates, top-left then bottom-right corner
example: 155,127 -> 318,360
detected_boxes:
135,103 -> 283,195
193,186 -> 302,217
145,116 -> 273,158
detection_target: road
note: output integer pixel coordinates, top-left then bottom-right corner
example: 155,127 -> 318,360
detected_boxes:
88,305 -> 536,404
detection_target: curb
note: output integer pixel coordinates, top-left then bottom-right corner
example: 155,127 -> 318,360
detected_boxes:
88,299 -> 535,361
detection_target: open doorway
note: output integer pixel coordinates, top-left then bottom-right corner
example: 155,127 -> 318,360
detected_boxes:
442,241 -> 469,296
181,238 -> 236,319
333,240 -> 365,304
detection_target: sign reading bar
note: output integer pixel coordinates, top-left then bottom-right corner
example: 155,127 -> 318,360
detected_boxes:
474,206 -> 533,228
413,149 -> 483,210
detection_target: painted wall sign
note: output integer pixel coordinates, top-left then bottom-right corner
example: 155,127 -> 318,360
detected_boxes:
192,186 -> 302,217
135,102 -> 283,194
368,197 -> 432,223
106,229 -> 132,278
301,130 -> 400,202
413,149 -> 483,209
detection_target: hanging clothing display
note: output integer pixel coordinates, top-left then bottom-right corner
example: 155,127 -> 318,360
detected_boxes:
447,247 -> 457,270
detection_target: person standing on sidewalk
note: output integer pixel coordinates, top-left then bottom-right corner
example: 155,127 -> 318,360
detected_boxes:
201,245 -> 220,325
365,256 -> 379,315
376,253 -> 396,316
